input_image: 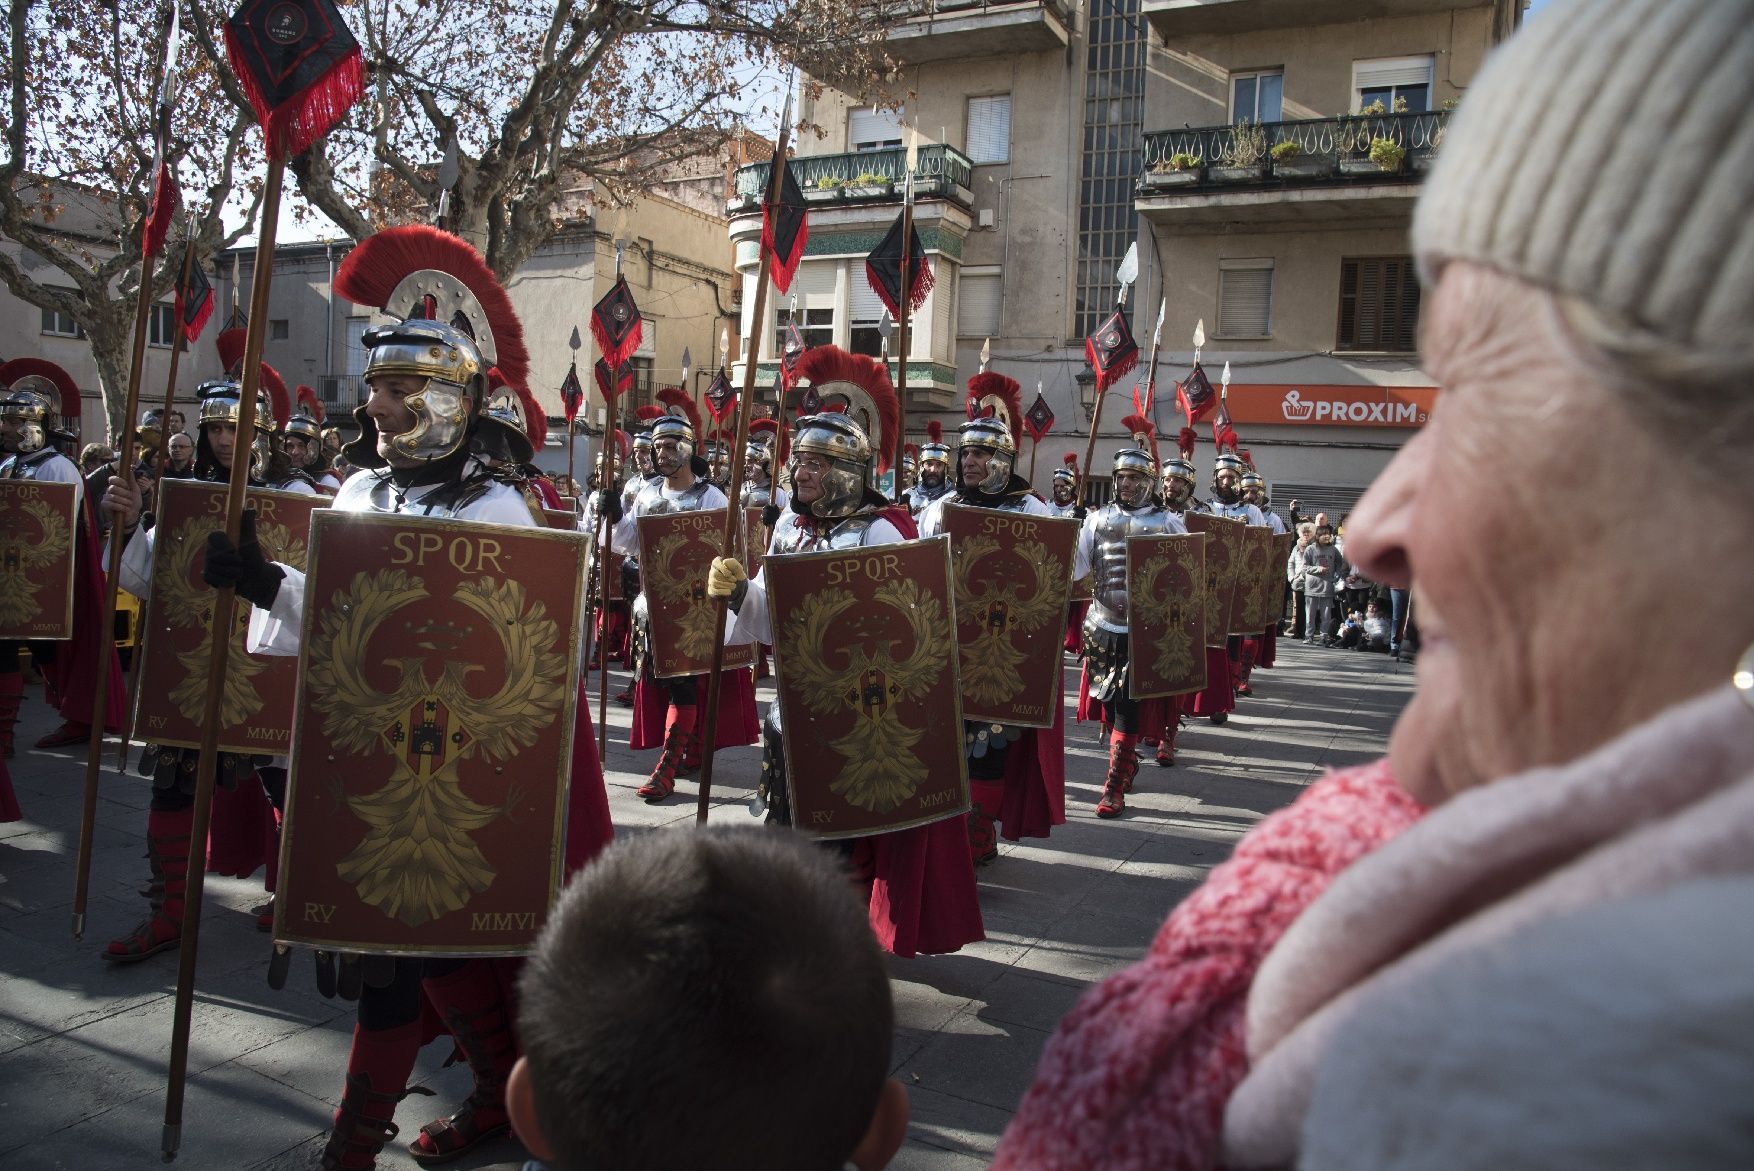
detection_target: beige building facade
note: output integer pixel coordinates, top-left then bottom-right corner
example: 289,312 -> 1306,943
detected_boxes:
733,0 -> 1522,513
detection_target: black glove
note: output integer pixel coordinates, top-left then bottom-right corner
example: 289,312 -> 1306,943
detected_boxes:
1073,504 -> 1088,521
761,502 -> 781,529
727,578 -> 749,613
202,508 -> 285,609
598,487 -> 624,524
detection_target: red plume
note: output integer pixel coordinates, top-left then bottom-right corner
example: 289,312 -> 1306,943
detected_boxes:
259,361 -> 291,429
0,358 -> 80,422
215,326 -> 247,376
749,417 -> 778,442
1239,447 -> 1255,471
516,386 -> 547,448
334,226 -> 529,394
634,404 -> 665,424
925,419 -> 943,445
1120,413 -> 1160,469
615,429 -> 633,460
965,370 -> 1023,449
655,385 -> 702,437
1178,426 -> 1197,462
1063,451 -> 1078,468
793,346 -> 901,472
296,385 -> 325,424
904,442 -> 919,461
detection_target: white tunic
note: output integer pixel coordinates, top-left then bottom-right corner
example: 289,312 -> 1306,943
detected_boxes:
248,460 -> 535,656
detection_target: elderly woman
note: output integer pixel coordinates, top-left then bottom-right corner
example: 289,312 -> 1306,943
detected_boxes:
993,1 -> 1754,1167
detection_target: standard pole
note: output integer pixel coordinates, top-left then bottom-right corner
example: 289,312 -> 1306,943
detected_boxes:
596,400 -> 619,760
695,135 -> 792,827
70,228 -> 160,939
891,197 -> 913,502
115,237 -> 197,772
160,155 -> 283,1162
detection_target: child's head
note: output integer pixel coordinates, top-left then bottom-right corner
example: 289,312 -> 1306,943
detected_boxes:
1316,523 -> 1335,544
1367,599 -> 1381,616
510,829 -> 906,1171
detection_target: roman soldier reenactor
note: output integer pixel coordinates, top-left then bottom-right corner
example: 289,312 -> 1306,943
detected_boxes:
605,387 -> 759,803
905,420 -> 953,514
918,372 -> 1066,863
1202,442 -> 1266,702
704,344 -> 984,957
900,442 -> 919,496
1239,458 -> 1283,687
177,224 -> 613,1169
286,386 -> 342,493
0,359 -> 120,816
740,417 -> 786,514
100,361 -> 316,960
1074,417 -> 1186,817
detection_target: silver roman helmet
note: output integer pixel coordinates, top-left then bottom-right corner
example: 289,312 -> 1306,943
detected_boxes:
1112,415 -> 1160,508
0,359 -> 81,455
958,371 -> 1022,495
789,346 -> 899,519
330,225 -> 532,468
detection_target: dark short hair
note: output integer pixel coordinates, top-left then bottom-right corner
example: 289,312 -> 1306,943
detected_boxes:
518,829 -> 893,1171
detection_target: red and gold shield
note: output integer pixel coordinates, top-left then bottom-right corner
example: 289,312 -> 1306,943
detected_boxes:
766,536 -> 969,840
0,479 -> 78,640
275,510 -> 589,955
1127,533 -> 1208,698
744,506 -> 768,584
1267,531 -> 1295,627
540,507 -> 577,530
637,509 -> 755,678
134,481 -> 326,754
1185,512 -> 1247,643
1237,526 -> 1276,631
942,503 -> 1080,728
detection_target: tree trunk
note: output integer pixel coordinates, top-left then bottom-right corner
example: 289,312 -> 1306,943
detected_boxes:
87,304 -> 137,445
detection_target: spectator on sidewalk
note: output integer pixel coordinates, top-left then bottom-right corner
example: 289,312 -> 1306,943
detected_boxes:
992,3 -> 1754,1166
1287,521 -> 1315,639
1295,524 -> 1346,646
1359,599 -> 1391,652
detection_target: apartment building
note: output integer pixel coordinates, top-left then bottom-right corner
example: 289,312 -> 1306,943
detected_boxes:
734,0 -> 1523,512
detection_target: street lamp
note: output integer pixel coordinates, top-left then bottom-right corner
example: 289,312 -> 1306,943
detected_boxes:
1075,367 -> 1097,420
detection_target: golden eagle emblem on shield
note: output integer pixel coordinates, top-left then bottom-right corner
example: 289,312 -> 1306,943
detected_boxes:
0,499 -> 70,628
950,535 -> 1067,708
305,569 -> 565,927
780,578 -> 950,814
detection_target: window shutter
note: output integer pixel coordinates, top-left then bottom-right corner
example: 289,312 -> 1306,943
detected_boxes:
1354,56 -> 1434,92
849,107 -> 904,150
957,271 -> 1002,337
850,273 -> 886,323
1217,262 -> 1273,338
1338,257 -> 1421,352
1338,260 -> 1360,345
966,96 -> 1011,165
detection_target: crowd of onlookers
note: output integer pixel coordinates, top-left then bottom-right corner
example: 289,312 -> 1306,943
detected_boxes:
1284,506 -> 1415,658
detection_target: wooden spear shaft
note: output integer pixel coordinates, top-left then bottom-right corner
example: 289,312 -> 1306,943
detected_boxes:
115,236 -> 197,772
596,386 -> 620,759
160,155 -> 282,1162
695,131 -> 792,826
892,194 -> 913,502
70,226 -> 159,940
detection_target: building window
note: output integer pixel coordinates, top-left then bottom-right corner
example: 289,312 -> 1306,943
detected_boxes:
269,318 -> 290,340
848,107 -> 904,152
1075,0 -> 1147,340
1353,56 -> 1433,113
1216,260 -> 1274,339
344,316 -> 370,378
1337,256 -> 1421,352
1231,70 -> 1284,125
849,268 -> 889,357
638,236 -> 655,288
775,307 -> 834,357
957,268 -> 1002,337
41,307 -> 84,338
965,95 -> 1011,165
147,304 -> 182,348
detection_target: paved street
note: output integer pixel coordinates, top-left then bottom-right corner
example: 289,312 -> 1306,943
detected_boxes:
0,642 -> 1411,1171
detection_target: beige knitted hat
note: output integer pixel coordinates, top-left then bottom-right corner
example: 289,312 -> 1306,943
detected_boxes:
1413,0 -> 1753,356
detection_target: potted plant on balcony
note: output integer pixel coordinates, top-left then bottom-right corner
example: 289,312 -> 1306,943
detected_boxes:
847,171 -> 895,198
1269,137 -> 1333,179
1142,151 -> 1202,189
1209,121 -> 1268,184
806,175 -> 847,202
1368,136 -> 1406,173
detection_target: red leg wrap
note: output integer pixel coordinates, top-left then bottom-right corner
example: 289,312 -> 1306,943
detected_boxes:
409,962 -> 518,1165
321,1021 -> 422,1170
104,806 -> 193,962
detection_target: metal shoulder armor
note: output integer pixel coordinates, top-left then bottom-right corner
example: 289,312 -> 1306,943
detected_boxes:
1088,501 -> 1172,633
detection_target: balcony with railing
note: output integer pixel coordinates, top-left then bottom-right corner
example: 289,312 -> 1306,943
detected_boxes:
1142,0 -> 1464,38
1135,110 -> 1447,225
729,144 -> 976,214
872,0 -> 1074,62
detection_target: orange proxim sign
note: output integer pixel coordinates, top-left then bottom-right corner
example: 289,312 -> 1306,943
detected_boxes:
1219,384 -> 1437,428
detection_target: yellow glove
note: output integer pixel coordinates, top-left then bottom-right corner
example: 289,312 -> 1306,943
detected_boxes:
706,556 -> 748,600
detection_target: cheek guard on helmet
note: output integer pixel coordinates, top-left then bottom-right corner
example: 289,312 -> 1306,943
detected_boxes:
957,416 -> 1016,494
789,412 -> 875,519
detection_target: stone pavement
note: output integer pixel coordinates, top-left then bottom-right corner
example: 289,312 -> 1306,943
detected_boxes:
0,642 -> 1411,1170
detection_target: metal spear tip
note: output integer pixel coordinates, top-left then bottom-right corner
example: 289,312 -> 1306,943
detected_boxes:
437,135 -> 459,189
569,326 -> 582,352
1115,242 -> 1139,291
979,336 -> 991,372
1221,360 -> 1231,388
878,310 -> 893,341
681,346 -> 692,385
1193,318 -> 1207,350
719,327 -> 730,361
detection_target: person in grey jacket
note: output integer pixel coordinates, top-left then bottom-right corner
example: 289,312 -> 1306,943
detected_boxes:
1294,523 -> 1347,646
